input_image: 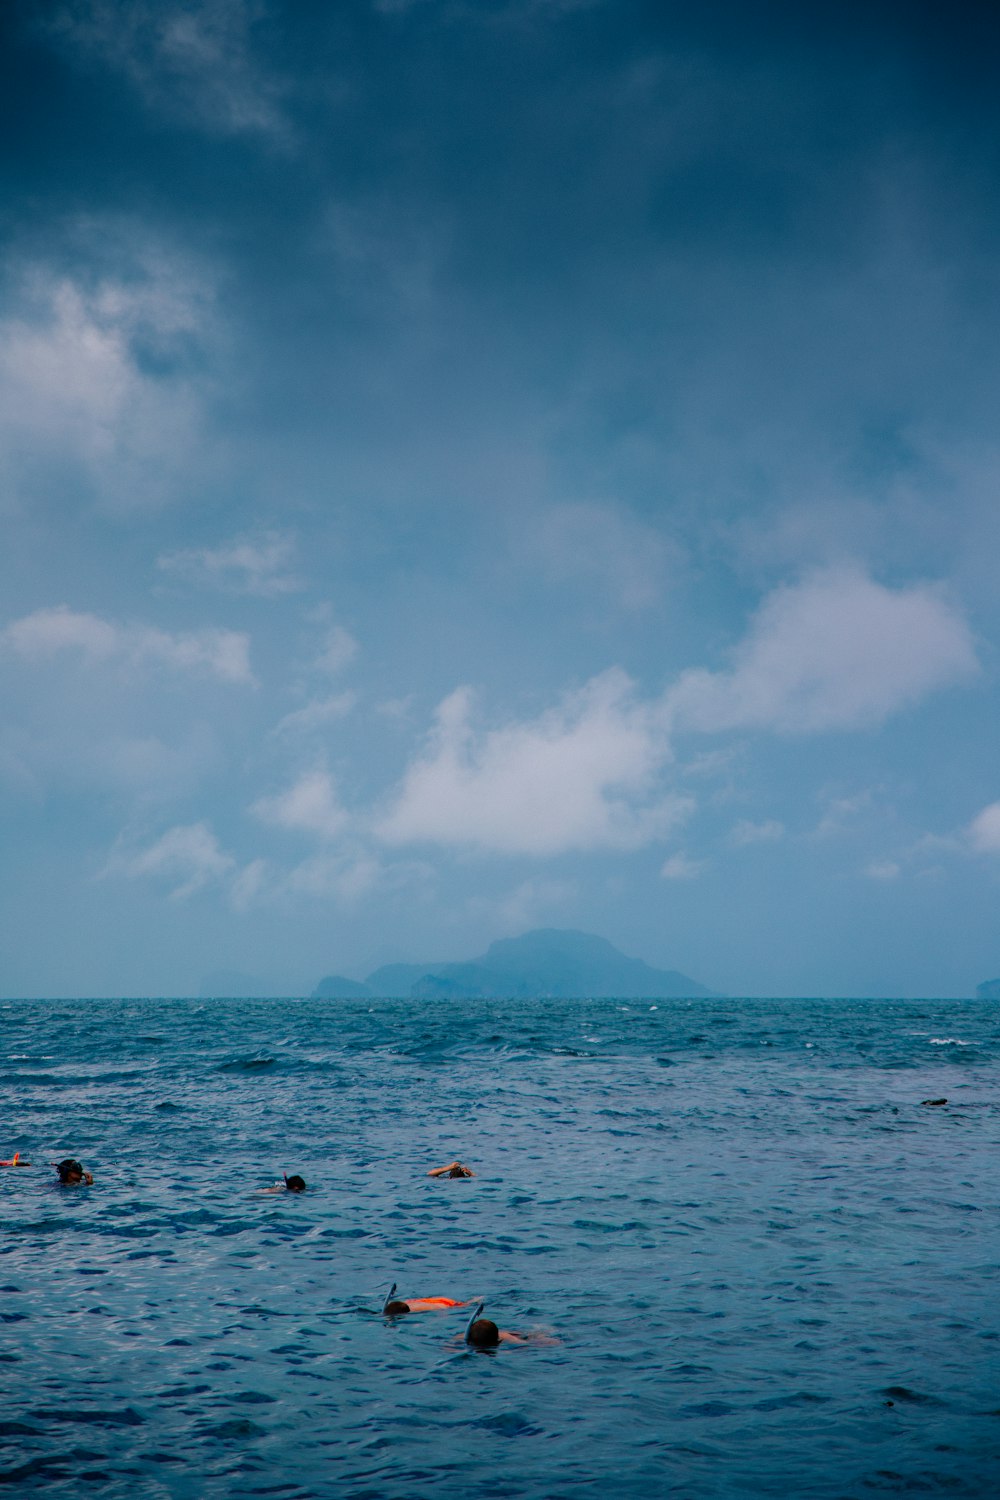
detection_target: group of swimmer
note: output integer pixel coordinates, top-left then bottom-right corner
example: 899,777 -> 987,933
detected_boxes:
3,1151 -> 554,1350
381,1160 -> 556,1348
381,1282 -> 553,1348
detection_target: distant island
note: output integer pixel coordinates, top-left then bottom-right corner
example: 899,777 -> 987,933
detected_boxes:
976,978 -> 1000,1000
313,928 -> 715,1000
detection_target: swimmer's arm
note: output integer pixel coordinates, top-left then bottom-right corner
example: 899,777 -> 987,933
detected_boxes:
256,1184 -> 286,1193
498,1330 -> 561,1345
427,1161 -> 475,1177
82,1172 -> 94,1185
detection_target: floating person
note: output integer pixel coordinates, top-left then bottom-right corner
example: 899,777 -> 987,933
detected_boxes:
258,1173 -> 307,1193
0,1152 -> 30,1167
463,1302 -> 560,1348
55,1158 -> 93,1185
920,1098 -> 948,1107
427,1160 -> 475,1178
383,1282 -> 477,1316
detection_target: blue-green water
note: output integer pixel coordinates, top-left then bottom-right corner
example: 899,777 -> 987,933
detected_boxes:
1,996 -> 998,1497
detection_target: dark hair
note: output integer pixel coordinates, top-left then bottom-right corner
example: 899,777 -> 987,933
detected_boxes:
467,1318 -> 500,1348
284,1175 -> 306,1192
385,1300 -> 410,1316
56,1158 -> 83,1182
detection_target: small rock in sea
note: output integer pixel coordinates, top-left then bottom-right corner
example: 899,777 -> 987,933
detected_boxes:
920,1098 -> 948,1106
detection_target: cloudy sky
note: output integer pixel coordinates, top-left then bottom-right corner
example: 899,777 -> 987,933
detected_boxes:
3,0 -> 1000,998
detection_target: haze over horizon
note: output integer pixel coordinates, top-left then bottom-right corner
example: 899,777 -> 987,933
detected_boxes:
3,1 -> 1000,1000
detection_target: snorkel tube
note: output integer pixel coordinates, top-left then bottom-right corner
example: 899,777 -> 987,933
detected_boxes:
464,1301 -> 486,1344
383,1282 -> 399,1315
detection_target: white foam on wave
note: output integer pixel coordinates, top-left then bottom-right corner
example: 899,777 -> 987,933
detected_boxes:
929,1037 -> 971,1046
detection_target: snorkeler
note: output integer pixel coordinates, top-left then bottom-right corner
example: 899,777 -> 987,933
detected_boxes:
258,1173 -> 307,1193
427,1160 -> 475,1178
382,1282 -> 478,1316
0,1152 -> 30,1167
463,1302 -> 560,1348
55,1158 -> 93,1185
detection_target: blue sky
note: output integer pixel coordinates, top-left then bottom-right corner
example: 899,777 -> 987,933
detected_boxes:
3,0 -> 1000,998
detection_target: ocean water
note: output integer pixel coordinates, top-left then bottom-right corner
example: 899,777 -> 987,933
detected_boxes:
1,995 -> 998,1499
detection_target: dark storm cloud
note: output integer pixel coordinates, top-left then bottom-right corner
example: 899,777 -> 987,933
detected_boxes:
4,3 -> 995,270
4,2 -> 997,335
0,0 -> 996,567
2,3 -> 989,617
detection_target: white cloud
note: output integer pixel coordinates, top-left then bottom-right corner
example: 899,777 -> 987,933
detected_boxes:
235,847 -> 420,908
666,567 -> 977,734
251,769 -> 349,840
271,693 -> 357,739
109,821 -> 234,898
526,501 -> 673,609
376,695 -> 417,723
866,859 -> 901,880
967,801 -> 1000,853
284,851 -> 381,901
3,607 -> 118,662
101,733 -> 220,799
815,790 -> 874,838
1,605 -> 253,683
468,877 -> 576,934
229,857 -> 271,911
730,818 -> 785,845
0,260 -> 212,512
377,669 -> 687,855
46,0 -> 289,142
158,531 -> 301,595
682,746 -> 744,779
313,625 -> 359,676
660,851 -> 706,880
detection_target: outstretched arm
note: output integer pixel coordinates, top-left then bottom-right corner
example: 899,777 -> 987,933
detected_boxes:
499,1330 -> 561,1346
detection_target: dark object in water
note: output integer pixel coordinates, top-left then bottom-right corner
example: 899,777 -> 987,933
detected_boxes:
55,1158 -> 93,1184
467,1316 -> 500,1347
920,1098 -> 948,1107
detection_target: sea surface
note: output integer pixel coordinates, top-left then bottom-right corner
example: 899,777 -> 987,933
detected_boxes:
1,995 -> 998,1498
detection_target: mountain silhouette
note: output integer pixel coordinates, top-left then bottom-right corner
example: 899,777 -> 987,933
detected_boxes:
314,928 -> 715,999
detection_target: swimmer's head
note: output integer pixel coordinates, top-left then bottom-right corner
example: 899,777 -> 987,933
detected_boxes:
448,1164 -> 469,1178
384,1300 -> 410,1316
56,1158 -> 85,1184
284,1174 -> 306,1192
467,1318 -> 500,1348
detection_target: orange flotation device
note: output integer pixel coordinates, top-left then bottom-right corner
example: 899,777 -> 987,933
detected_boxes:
0,1152 -> 29,1166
